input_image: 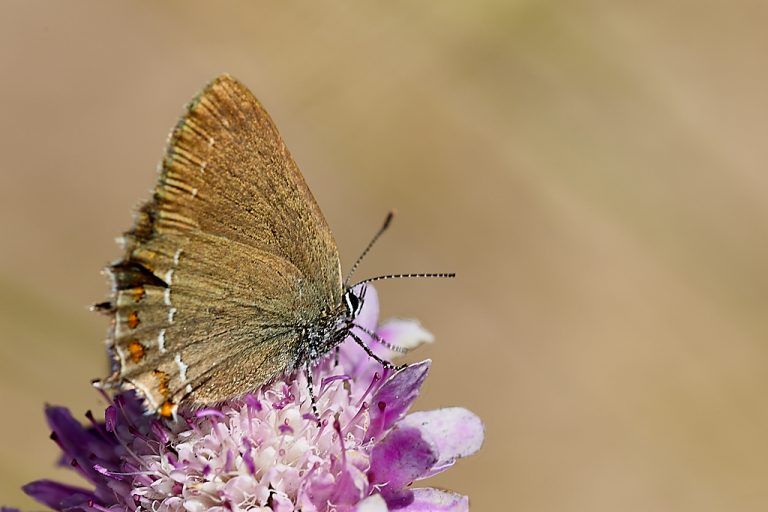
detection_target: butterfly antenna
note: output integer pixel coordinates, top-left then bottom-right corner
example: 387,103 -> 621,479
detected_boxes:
344,211 -> 394,286
351,272 -> 456,288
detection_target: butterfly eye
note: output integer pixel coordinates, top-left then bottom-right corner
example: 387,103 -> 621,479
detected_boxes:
343,291 -> 361,317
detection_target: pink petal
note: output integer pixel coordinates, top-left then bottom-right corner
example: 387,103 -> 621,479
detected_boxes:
270,492 -> 295,512
298,471 -> 335,510
366,360 -> 431,441
375,319 -> 434,356
353,284 -> 379,333
398,488 -> 469,511
330,464 -> 368,508
368,426 -> 438,490
399,408 -> 484,478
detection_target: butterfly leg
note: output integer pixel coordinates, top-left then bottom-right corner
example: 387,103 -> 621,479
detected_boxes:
304,364 -> 321,425
351,323 -> 409,354
348,331 -> 406,371
334,346 -> 340,368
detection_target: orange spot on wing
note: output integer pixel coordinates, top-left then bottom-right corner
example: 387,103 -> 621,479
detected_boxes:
131,286 -> 146,303
127,340 -> 146,363
127,311 -> 140,329
159,400 -> 176,418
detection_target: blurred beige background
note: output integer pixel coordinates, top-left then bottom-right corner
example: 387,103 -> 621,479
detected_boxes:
2,1 -> 768,510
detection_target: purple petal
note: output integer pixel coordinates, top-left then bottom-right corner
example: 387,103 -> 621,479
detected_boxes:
195,408 -> 227,419
150,419 -> 170,444
397,488 -> 469,511
399,408 -> 484,478
104,405 -> 117,433
368,426 -> 438,490
366,360 -> 430,441
22,480 -> 96,511
44,406 -> 113,483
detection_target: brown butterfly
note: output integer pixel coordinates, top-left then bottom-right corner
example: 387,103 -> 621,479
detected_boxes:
95,75 -> 452,418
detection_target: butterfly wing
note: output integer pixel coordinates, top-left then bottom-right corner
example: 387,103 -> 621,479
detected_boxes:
103,75 -> 342,414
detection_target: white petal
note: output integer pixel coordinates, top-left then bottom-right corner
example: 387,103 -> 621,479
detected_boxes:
355,493 -> 389,512
399,488 -> 468,511
399,407 -> 484,478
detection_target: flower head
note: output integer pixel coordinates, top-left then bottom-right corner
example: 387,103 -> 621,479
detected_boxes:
23,286 -> 483,511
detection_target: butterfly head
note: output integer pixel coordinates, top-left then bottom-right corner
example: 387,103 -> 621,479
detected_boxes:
342,285 -> 366,320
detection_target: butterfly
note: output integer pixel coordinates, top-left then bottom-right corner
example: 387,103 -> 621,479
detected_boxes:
95,74 -> 452,418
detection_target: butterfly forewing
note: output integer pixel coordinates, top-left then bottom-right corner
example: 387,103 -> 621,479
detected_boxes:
105,75 -> 343,414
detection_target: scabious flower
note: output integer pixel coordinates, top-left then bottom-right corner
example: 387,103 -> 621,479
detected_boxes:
22,286 -> 483,511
